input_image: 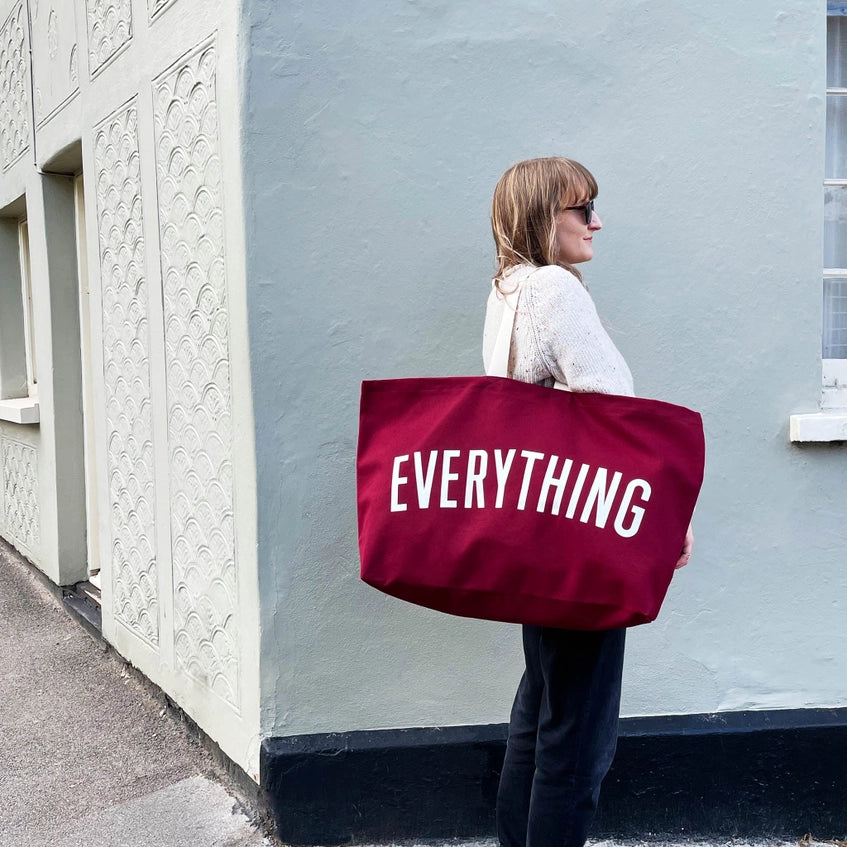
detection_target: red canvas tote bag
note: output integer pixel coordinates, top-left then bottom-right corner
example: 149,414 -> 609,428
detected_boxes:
357,283 -> 706,630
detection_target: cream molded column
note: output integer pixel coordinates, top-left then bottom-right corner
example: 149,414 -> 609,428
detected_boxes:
24,172 -> 87,585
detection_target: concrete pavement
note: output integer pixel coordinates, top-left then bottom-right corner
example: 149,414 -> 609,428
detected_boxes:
0,538 -> 273,847
0,538 -> 832,847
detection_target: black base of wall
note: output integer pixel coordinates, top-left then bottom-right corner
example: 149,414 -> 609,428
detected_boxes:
260,708 -> 847,846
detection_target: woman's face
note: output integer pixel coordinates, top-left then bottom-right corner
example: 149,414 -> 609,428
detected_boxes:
554,201 -> 602,265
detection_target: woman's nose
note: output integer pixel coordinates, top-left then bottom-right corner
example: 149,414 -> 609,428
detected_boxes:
589,212 -> 602,230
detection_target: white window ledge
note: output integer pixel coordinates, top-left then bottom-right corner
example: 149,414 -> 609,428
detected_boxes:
0,397 -> 40,425
790,411 -> 847,442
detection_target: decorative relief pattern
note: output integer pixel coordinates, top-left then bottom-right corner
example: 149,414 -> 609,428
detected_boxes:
86,0 -> 132,75
1,438 -> 40,552
0,3 -> 30,169
31,0 -> 78,124
149,0 -> 176,18
47,8 -> 57,58
153,41 -> 238,706
69,44 -> 78,86
94,101 -> 159,645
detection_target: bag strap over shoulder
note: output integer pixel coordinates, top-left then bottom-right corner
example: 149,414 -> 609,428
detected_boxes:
486,281 -> 520,379
486,270 -> 569,392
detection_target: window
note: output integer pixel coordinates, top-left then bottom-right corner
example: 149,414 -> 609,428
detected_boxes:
0,208 -> 39,424
790,5 -> 847,438
824,4 -> 847,406
18,218 -> 36,395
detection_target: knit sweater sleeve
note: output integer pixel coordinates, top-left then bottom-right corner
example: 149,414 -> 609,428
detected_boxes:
523,265 -> 634,396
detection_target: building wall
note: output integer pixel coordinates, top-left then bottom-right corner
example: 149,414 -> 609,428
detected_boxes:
244,0 -> 844,741
0,0 -> 83,585
0,0 -> 261,778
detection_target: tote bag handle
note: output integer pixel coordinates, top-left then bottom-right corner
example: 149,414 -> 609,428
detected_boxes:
486,275 -> 569,391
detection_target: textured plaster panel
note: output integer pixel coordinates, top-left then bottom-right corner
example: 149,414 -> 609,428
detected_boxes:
0,424 -> 41,572
55,1 -> 260,776
86,0 -> 132,77
244,0 -> 843,737
93,100 -> 160,645
0,435 -> 39,553
30,0 -> 78,124
153,40 -> 240,708
0,2 -> 30,169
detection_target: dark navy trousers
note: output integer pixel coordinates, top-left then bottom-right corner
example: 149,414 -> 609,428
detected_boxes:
496,625 -> 626,847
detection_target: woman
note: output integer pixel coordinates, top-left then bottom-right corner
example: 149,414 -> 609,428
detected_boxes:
483,157 -> 692,847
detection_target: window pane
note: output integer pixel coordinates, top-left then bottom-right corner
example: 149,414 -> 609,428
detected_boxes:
823,186 -> 847,267
829,15 -> 847,87
827,95 -> 847,178
824,278 -> 847,358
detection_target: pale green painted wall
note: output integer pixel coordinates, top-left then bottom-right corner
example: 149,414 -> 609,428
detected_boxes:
244,0 -> 844,737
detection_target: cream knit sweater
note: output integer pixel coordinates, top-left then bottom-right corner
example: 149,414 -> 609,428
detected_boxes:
482,263 -> 634,397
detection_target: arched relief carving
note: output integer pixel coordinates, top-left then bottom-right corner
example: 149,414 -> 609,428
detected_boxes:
86,0 -> 132,76
149,0 -> 177,20
0,437 -> 40,553
153,40 -> 239,707
0,3 -> 30,169
70,44 -> 78,86
93,101 -> 160,646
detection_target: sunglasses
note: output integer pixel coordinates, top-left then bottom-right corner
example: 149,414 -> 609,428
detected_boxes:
561,200 -> 595,225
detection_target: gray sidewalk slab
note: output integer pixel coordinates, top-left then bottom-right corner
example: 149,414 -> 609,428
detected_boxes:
49,775 -> 270,847
0,539 -> 272,847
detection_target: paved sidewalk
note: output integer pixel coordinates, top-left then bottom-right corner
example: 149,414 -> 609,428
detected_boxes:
0,539 -> 273,847
0,538 -> 831,847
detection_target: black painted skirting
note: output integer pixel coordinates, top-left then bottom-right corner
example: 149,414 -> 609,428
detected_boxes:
260,708 -> 847,845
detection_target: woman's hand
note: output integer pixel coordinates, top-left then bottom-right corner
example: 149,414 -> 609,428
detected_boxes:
675,524 -> 694,570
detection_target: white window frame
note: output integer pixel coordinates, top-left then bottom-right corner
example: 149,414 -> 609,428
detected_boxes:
822,75 -> 847,405
790,4 -> 847,440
